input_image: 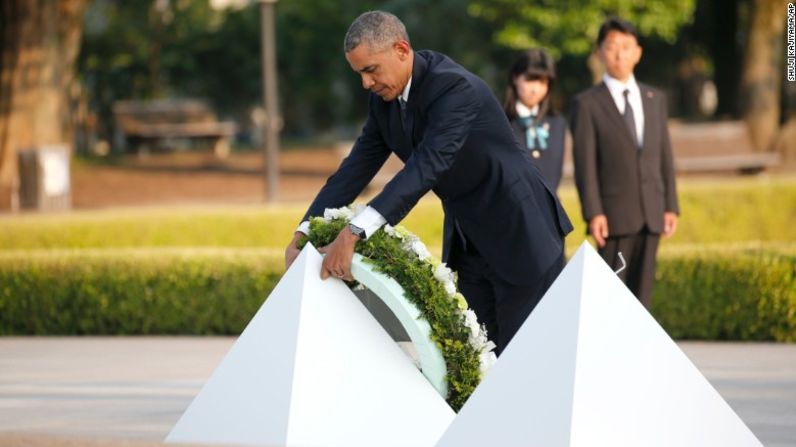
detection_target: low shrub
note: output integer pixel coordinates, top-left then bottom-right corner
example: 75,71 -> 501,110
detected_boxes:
2,245 -> 794,342
653,245 -> 796,342
0,249 -> 283,335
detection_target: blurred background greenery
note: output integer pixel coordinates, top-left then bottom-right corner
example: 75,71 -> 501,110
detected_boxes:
69,0 -> 794,146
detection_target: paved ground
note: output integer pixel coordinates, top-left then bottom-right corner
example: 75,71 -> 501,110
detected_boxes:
0,337 -> 793,446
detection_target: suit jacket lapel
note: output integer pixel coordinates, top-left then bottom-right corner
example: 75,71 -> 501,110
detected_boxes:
595,82 -> 638,149
402,53 -> 430,148
640,84 -> 655,152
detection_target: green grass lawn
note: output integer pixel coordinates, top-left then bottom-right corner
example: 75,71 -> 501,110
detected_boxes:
1,176 -> 794,254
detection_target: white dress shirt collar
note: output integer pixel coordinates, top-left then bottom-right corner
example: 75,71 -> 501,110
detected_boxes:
603,73 -> 639,97
401,76 -> 412,103
515,102 -> 539,118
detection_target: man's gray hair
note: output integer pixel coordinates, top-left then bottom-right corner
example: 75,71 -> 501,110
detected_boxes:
344,11 -> 410,53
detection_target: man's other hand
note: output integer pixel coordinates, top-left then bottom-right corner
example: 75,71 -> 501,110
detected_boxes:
663,212 -> 678,238
284,232 -> 305,269
589,214 -> 609,248
318,228 -> 361,281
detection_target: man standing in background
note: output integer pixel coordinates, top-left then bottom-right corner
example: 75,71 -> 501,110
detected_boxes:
570,17 -> 679,308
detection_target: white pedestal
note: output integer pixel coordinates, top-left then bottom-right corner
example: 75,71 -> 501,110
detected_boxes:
166,243 -> 454,447
436,242 -> 762,447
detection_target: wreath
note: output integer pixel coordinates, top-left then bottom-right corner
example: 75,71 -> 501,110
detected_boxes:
298,205 -> 496,411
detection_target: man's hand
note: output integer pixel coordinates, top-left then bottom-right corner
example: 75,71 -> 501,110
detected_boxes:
589,214 -> 609,248
663,212 -> 678,238
318,228 -> 361,281
284,232 -> 305,269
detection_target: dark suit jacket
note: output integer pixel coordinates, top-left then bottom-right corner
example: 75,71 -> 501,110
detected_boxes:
510,114 -> 566,192
570,82 -> 679,236
303,50 -> 573,285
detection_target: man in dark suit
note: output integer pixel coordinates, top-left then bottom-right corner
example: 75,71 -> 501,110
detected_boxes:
284,11 -> 572,354
570,18 -> 679,308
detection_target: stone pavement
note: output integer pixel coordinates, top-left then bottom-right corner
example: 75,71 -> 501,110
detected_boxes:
0,337 -> 793,446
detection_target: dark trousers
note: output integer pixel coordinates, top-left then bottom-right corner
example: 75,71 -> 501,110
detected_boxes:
599,229 -> 660,309
449,240 -> 565,356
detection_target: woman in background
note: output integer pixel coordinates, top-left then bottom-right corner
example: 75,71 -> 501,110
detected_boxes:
504,48 -> 566,194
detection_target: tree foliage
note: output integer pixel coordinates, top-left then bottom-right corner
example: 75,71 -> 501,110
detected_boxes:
78,0 -> 507,140
467,0 -> 697,58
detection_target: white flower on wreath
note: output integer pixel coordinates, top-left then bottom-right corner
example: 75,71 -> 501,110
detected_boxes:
461,309 -> 496,375
463,310 -> 484,346
433,263 -> 457,296
480,349 -> 497,377
411,240 -> 432,262
323,206 -> 354,222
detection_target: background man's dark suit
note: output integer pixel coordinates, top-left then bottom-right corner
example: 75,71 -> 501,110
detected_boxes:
304,50 -> 573,352
570,82 -> 679,306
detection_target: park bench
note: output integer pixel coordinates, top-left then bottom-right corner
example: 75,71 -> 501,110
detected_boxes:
668,120 -> 780,174
113,99 -> 236,157
559,120 -> 780,178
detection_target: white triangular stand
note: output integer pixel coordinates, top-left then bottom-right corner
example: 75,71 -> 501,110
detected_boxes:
436,242 -> 762,447
166,243 -> 454,447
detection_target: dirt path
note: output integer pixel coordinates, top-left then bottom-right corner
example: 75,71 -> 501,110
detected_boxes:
71,147 -> 403,209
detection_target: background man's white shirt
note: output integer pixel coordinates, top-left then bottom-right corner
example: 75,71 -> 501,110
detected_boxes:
603,73 -> 644,147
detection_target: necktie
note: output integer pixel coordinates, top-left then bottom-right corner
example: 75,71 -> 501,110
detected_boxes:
398,97 -> 407,131
623,89 -> 639,149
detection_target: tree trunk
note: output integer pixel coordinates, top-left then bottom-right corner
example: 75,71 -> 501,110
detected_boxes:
740,0 -> 784,152
0,0 -> 86,210
711,0 -> 742,118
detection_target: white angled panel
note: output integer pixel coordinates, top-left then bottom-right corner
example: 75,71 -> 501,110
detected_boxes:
437,242 -> 762,447
167,244 -> 454,447
436,249 -> 586,447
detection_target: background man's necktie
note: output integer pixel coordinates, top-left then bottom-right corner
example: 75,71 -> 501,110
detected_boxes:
623,89 -> 639,149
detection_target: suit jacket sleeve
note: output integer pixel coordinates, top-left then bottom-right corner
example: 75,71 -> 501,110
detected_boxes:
570,96 -> 603,221
369,74 -> 482,225
659,99 -> 680,214
302,97 -> 391,222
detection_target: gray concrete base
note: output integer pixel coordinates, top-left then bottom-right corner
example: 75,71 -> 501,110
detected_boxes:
0,337 -> 793,446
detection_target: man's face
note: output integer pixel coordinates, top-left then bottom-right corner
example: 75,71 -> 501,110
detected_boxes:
346,40 -> 412,101
598,30 -> 642,82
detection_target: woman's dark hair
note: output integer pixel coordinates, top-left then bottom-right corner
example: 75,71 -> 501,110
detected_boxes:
503,48 -> 557,121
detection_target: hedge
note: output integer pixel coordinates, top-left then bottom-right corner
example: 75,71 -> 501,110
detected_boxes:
1,245 -> 794,341
0,249 -> 283,335
652,245 -> 796,342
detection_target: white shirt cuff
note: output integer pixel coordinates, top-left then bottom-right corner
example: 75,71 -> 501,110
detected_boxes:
296,221 -> 311,235
350,206 -> 386,240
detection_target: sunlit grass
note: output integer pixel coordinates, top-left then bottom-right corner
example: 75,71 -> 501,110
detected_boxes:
1,176 -> 794,255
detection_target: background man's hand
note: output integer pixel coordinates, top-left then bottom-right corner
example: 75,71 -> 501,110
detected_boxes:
663,212 -> 678,238
284,232 -> 305,269
318,228 -> 361,280
589,214 -> 609,248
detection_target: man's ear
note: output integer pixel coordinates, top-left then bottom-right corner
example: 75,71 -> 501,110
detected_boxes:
594,47 -> 605,65
394,40 -> 411,60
